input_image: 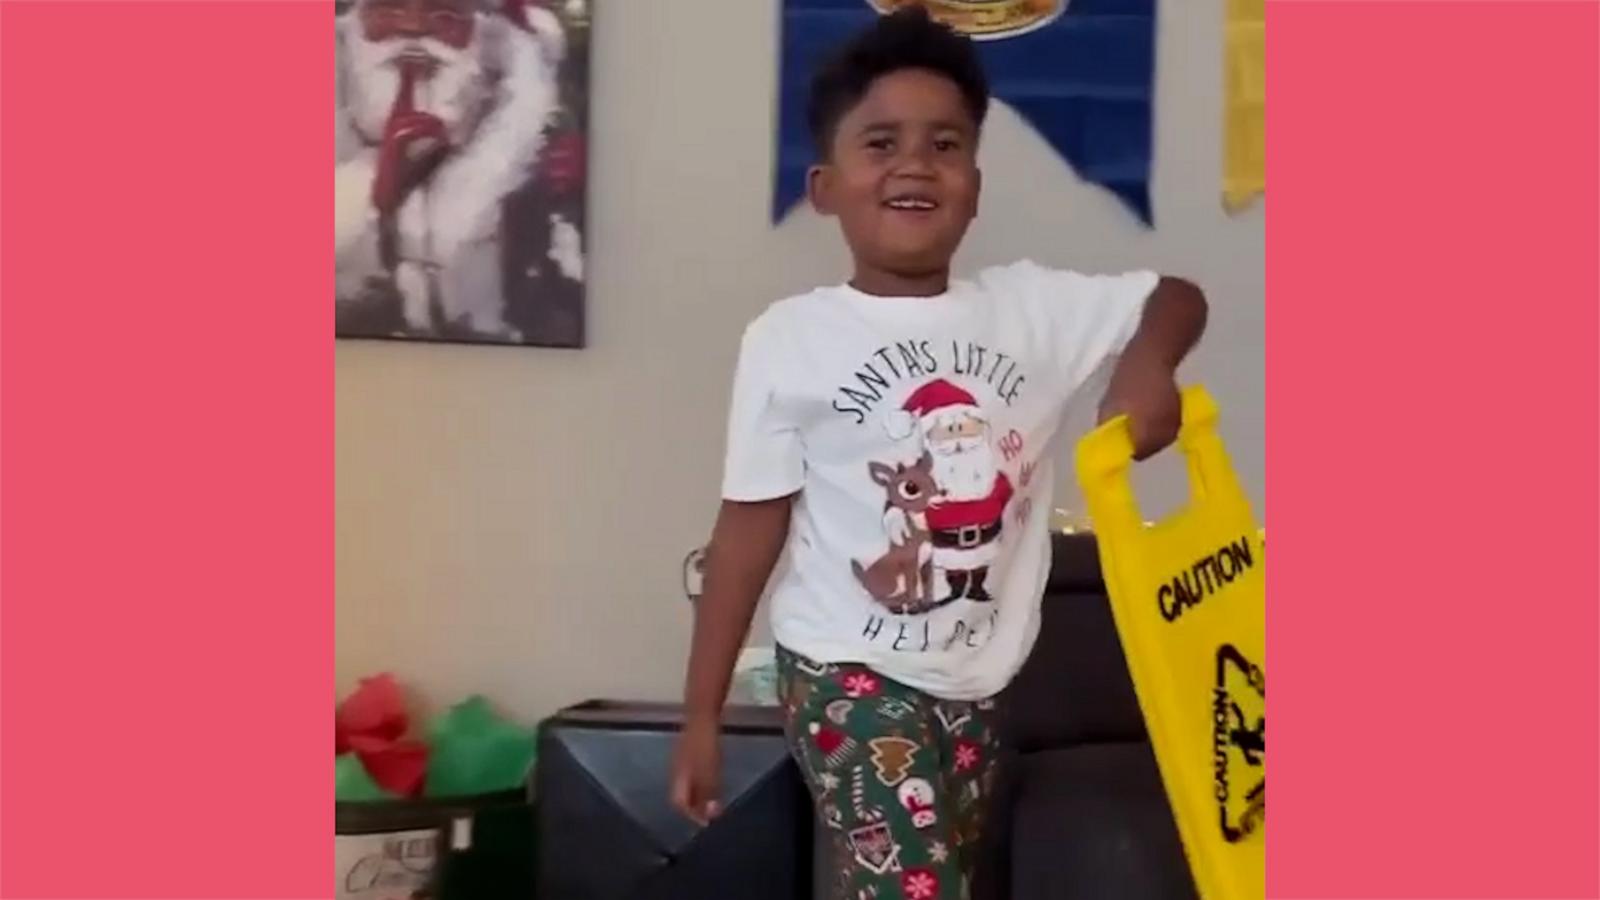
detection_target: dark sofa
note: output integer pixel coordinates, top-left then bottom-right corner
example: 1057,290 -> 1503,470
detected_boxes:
972,532 -> 1199,900
533,530 -> 1199,899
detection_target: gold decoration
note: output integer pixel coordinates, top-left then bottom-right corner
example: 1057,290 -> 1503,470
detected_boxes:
866,0 -> 1064,41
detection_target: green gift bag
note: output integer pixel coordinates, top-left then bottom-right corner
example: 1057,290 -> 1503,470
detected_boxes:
425,696 -> 538,798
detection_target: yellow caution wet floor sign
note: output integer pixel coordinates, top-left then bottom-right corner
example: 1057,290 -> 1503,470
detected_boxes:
1075,386 -> 1265,900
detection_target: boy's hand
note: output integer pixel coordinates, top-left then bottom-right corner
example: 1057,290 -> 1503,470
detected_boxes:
1097,275 -> 1207,460
671,498 -> 790,828
669,716 -> 723,826
1098,351 -> 1182,461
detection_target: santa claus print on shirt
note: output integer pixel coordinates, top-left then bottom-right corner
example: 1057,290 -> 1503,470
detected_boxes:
334,0 -> 590,348
879,378 -> 1015,608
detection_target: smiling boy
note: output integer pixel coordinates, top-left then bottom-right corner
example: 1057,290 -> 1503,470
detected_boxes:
671,9 -> 1207,898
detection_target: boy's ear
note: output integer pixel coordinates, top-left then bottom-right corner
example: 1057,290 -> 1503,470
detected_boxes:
807,163 -> 836,216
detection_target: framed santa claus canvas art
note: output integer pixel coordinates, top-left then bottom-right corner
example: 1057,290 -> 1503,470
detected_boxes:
335,0 -> 589,348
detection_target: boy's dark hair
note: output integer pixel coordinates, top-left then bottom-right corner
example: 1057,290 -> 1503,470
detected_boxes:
806,7 -> 990,158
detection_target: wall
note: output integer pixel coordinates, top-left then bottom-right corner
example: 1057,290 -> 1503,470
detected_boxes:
335,0 -> 1264,722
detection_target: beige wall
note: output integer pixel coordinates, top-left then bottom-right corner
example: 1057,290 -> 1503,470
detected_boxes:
336,0 -> 1264,722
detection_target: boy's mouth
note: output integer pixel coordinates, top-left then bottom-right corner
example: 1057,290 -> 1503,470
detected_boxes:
882,194 -> 940,212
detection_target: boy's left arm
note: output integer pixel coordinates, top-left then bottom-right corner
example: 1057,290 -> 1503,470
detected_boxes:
1098,276 -> 1209,460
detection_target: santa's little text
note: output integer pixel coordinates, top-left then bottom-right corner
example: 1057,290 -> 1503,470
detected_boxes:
832,340 -> 1028,424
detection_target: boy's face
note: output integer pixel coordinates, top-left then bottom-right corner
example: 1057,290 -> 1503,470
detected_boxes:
809,68 -> 981,281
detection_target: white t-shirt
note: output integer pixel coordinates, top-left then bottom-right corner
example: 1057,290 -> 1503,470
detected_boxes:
721,260 -> 1158,700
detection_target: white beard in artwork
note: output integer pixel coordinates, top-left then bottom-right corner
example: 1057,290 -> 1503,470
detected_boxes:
335,2 -> 562,341
346,31 -> 489,148
928,427 -> 998,502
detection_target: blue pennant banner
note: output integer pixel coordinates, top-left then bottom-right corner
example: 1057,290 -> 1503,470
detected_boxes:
774,0 -> 1156,226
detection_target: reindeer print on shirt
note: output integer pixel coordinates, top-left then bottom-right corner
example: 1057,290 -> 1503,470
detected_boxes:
852,452 -> 939,615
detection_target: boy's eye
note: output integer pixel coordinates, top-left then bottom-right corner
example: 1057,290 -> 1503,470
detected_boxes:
866,137 -> 894,151
934,139 -> 961,153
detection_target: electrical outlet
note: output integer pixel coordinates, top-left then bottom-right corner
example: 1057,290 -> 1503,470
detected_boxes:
682,546 -> 707,602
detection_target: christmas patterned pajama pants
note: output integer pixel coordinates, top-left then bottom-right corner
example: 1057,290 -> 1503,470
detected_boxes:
776,647 -> 1002,900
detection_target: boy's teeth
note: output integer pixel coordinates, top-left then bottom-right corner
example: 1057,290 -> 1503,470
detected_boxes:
887,198 -> 936,210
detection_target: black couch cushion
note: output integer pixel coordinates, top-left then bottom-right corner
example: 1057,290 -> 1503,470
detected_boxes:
1001,586 -> 1147,752
535,702 -> 812,900
1010,743 -> 1198,900
1042,531 -> 1107,595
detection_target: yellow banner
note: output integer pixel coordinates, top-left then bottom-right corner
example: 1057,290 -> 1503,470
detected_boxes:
1076,387 -> 1265,900
1224,0 -> 1264,211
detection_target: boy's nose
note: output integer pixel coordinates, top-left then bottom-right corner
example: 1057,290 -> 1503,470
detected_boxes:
891,148 -> 937,177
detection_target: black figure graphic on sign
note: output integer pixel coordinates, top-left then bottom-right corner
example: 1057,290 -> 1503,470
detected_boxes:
1227,701 -> 1264,767
1213,643 -> 1266,844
